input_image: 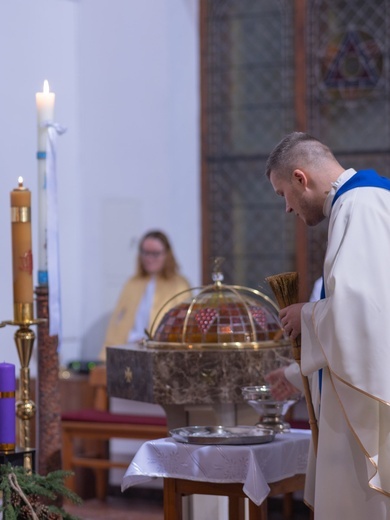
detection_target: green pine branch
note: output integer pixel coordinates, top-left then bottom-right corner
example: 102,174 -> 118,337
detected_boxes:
0,463 -> 82,520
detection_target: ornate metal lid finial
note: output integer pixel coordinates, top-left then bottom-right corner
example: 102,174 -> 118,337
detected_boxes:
212,257 -> 225,284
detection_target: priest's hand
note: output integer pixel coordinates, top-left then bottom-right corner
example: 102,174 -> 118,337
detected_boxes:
264,366 -> 300,401
279,302 -> 305,340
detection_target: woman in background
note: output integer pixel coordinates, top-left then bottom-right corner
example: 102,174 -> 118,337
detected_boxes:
100,230 -> 190,360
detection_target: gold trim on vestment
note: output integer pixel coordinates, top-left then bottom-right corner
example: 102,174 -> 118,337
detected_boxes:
331,370 -> 390,405
310,300 -> 390,499
303,498 -> 314,512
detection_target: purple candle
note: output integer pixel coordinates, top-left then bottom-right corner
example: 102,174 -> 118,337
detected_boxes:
0,362 -> 16,451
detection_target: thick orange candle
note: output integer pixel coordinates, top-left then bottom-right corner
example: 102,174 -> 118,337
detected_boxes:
11,177 -> 34,322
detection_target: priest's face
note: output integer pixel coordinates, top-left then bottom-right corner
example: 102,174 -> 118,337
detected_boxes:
269,170 -> 326,227
139,237 -> 167,275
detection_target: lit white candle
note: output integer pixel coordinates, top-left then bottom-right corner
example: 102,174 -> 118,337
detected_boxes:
36,80 -> 55,285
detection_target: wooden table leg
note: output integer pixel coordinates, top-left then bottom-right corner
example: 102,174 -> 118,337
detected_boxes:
163,475 -> 306,520
229,495 -> 245,520
249,498 -> 268,520
164,478 -> 182,520
283,493 -> 293,519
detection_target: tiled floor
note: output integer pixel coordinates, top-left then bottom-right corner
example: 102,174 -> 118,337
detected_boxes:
64,488 -> 311,520
64,495 -> 164,520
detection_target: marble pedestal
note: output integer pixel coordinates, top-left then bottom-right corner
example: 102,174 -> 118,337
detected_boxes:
106,342 -> 292,427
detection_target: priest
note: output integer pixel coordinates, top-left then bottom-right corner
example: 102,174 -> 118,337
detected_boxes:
264,131 -> 390,519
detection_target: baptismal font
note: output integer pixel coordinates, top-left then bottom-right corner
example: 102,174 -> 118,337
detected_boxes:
107,260 -> 298,431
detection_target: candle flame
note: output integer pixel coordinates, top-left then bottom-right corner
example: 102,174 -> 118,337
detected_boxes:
18,176 -> 23,187
43,80 -> 50,94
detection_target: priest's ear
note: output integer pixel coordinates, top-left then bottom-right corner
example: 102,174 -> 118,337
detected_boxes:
292,169 -> 308,188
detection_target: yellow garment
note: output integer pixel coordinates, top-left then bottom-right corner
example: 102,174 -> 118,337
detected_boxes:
100,274 -> 190,360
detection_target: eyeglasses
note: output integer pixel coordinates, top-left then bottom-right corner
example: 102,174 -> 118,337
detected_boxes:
140,249 -> 166,258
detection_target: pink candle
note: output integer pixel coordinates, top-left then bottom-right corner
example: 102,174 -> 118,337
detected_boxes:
0,362 -> 16,452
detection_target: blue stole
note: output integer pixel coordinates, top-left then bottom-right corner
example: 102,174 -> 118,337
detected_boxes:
332,169 -> 390,206
318,169 -> 390,393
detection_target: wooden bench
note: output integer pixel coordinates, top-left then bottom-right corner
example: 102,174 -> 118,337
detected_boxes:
61,365 -> 168,500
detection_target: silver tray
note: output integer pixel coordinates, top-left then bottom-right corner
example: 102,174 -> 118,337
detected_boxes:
169,425 -> 275,445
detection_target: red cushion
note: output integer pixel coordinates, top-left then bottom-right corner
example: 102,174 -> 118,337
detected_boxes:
61,409 -> 167,426
290,419 -> 310,430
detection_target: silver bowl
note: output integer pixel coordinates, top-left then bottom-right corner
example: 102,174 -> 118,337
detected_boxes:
242,385 -> 300,433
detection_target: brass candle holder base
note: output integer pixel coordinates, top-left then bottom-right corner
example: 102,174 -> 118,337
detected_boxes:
1,317 -> 46,472
0,447 -> 36,473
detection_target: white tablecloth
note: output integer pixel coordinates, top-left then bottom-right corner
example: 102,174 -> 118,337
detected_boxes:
122,429 -> 311,506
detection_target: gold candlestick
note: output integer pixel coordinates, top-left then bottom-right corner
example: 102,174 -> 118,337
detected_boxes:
15,324 -> 35,451
2,316 -> 45,472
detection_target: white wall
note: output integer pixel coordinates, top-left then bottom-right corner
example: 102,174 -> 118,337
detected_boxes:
0,0 -> 200,372
0,0 -> 80,373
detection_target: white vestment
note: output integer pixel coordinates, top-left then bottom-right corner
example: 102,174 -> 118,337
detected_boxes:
298,169 -> 390,519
